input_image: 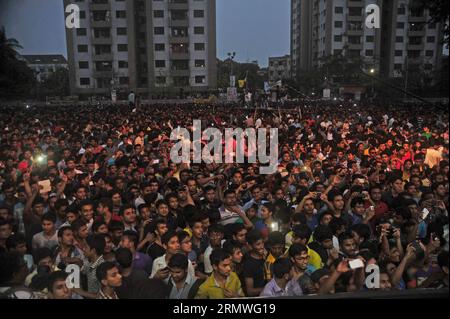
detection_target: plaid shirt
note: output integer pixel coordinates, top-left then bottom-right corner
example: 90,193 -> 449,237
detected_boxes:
98,289 -> 119,299
84,255 -> 105,293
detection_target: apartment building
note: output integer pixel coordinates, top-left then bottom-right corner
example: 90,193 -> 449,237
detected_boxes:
63,0 -> 217,97
21,55 -> 68,82
268,55 -> 291,84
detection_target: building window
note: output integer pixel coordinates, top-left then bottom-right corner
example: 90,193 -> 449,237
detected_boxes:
334,35 -> 342,42
154,27 -> 164,35
194,43 -> 205,51
195,76 -> 206,84
195,59 -> 206,67
80,77 -> 90,85
79,11 -> 86,19
395,50 -> 403,57
425,50 -> 434,57
194,26 -> 205,34
424,64 -> 433,70
429,23 -> 436,29
76,28 -> 87,36
334,7 -> 343,14
397,22 -> 404,29
365,49 -> 373,56
334,49 -> 342,55
78,61 -> 89,69
117,28 -> 127,35
334,21 -> 343,28
366,36 -> 374,42
155,76 -> 166,84
427,36 -> 435,43
153,10 -> 164,18
118,44 -> 128,52
396,36 -> 403,43
394,64 -> 403,70
119,77 -> 129,85
155,43 -> 165,51
118,61 -> 128,68
194,10 -> 204,18
155,60 -> 166,68
397,7 -> 406,15
116,11 -> 126,18
77,45 -> 88,52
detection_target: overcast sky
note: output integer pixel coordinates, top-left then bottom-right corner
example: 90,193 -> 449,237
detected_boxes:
0,0 -> 290,67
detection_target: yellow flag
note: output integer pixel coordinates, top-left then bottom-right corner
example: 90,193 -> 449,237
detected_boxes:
238,80 -> 246,88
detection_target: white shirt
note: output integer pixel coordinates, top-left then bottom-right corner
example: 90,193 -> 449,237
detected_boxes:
150,254 -> 196,282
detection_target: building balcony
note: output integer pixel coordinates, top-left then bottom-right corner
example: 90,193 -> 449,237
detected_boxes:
347,0 -> 364,8
169,36 -> 189,44
170,69 -> 190,77
169,18 -> 190,28
89,3 -> 110,11
168,0 -> 189,11
347,14 -> 363,22
408,29 -> 426,37
93,70 -> 113,78
93,53 -> 113,61
170,51 -> 190,60
90,20 -> 112,28
407,56 -> 424,64
347,43 -> 363,50
407,43 -> 424,50
346,29 -> 363,35
409,16 -> 427,23
92,37 -> 112,45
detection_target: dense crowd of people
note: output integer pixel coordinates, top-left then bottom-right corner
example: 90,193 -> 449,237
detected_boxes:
0,101 -> 448,299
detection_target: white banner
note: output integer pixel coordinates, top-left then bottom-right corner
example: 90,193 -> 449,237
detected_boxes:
323,88 -> 331,99
227,87 -> 238,102
230,76 -> 236,87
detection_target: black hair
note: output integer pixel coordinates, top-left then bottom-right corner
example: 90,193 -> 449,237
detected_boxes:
162,231 -> 178,246
292,224 -> 312,240
134,278 -> 169,299
176,230 -> 191,244
437,250 -> 449,269
57,225 -> 73,238
329,217 -> 346,235
96,261 -> 117,283
268,231 -> 285,246
5,233 -> 26,250
313,225 -> 333,243
109,220 -> 125,232
210,248 -> 231,267
41,212 -> 57,224
33,247 -> 53,265
338,231 -> 354,245
272,258 -> 292,279
247,229 -> 263,246
92,220 -> 107,233
168,253 -> 189,270
310,268 -> 330,284
350,224 -> 371,242
231,223 -> 246,236
47,270 -> 68,293
289,243 -> 308,258
222,239 -> 243,255
115,247 -> 133,269
99,197 -> 114,212
122,230 -> 139,248
86,234 -> 106,256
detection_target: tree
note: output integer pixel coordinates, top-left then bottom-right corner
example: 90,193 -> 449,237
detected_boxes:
416,0 -> 449,45
216,58 -> 265,91
0,27 -> 36,99
40,68 -> 70,97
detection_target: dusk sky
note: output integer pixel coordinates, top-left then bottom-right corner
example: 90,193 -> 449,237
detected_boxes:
0,0 -> 290,67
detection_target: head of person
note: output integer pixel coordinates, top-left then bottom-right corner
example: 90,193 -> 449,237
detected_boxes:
223,189 -> 237,206
115,247 -> 133,269
57,226 -> 75,247
0,251 -> 29,287
79,200 -> 94,222
71,219 -> 89,240
47,271 -> 72,299
0,219 -> 13,242
210,248 -> 232,278
41,213 -> 57,235
289,243 -> 310,271
338,231 -> 358,258
96,261 -> 122,290
162,231 -> 180,255
310,268 -> 331,293
247,229 -> 265,257
154,218 -> 169,238
92,220 -> 109,235
378,267 -> 392,291
222,240 -> 244,265
272,258 -> 293,282
328,191 -> 345,211
350,197 -> 366,216
208,225 -> 224,248
85,234 -> 106,260
292,224 -> 312,246
319,211 -> 334,226
168,253 -> 189,284
314,225 -> 334,249
120,205 -> 137,225
267,231 -> 285,259
109,220 -> 125,245
177,231 -> 192,254
5,234 -> 28,256
97,198 -> 113,216
120,230 -> 139,252
350,223 -> 371,245
231,223 -> 247,245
